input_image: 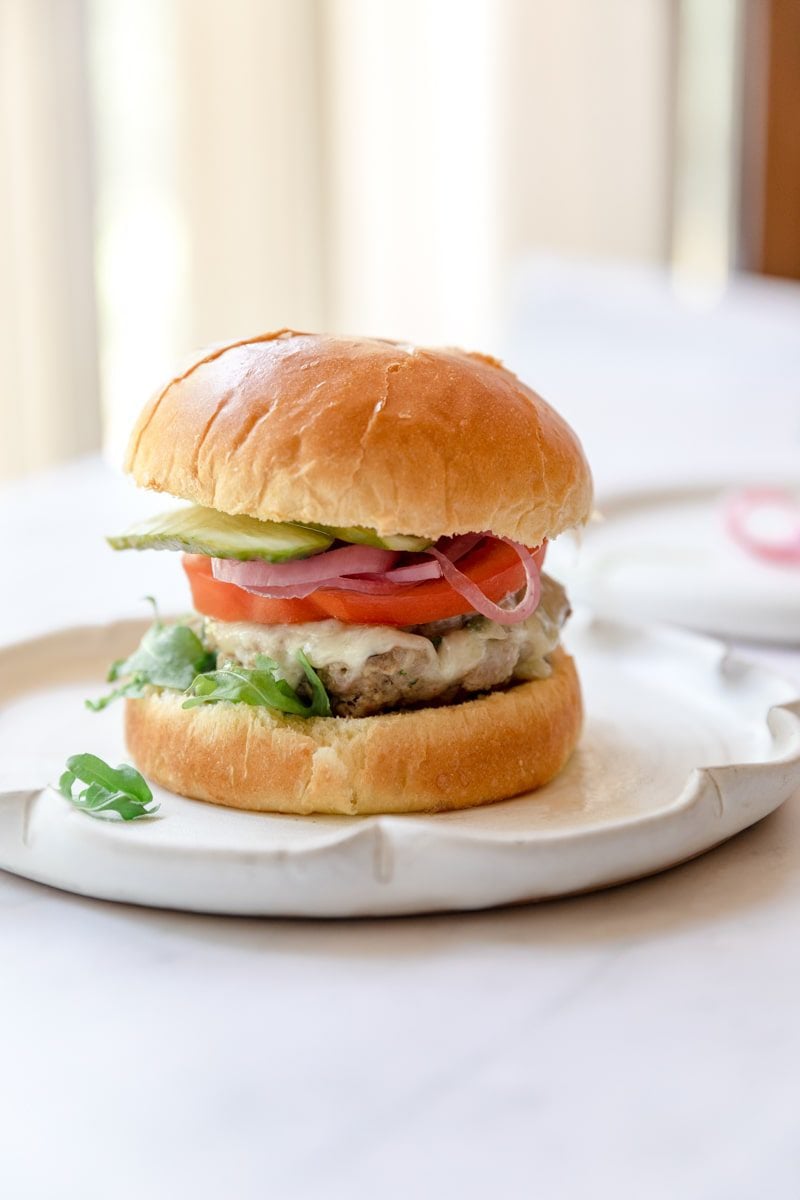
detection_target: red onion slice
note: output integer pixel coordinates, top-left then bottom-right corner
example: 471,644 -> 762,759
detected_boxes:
429,538 -> 541,625
437,532 -> 485,561
370,534 -> 485,584
211,534 -> 488,596
212,543 -> 397,587
379,559 -> 442,584
240,574 -> 421,598
209,532 -> 540,620
726,488 -> 800,566
234,577 -> 343,599
238,563 -> 449,598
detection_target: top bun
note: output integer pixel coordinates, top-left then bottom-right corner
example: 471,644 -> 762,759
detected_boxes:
125,330 -> 593,545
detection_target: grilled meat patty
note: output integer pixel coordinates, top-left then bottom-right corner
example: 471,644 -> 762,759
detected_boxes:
203,573 -> 571,718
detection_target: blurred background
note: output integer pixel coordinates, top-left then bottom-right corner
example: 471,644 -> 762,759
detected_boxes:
1,0 -> 798,483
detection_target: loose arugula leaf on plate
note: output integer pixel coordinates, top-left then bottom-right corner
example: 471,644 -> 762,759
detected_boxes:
87,607 -> 215,711
58,753 -> 159,821
183,652 -> 331,718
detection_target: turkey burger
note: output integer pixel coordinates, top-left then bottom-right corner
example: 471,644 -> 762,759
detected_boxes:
106,330 -> 593,815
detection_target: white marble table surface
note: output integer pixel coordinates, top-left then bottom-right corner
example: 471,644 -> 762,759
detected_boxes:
2,456 -> 800,1200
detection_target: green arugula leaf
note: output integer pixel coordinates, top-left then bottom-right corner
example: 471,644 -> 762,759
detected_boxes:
58,753 -> 159,821
87,609 -> 215,711
108,623 -> 215,688
297,650 -> 331,716
183,652 -> 331,718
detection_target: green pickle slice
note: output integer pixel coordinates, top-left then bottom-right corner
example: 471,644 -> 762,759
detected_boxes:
303,525 -> 432,552
108,505 -> 433,560
107,505 -> 334,562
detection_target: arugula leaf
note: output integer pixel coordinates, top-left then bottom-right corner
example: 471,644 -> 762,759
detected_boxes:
297,650 -> 331,716
58,753 -> 159,821
86,597 -> 331,719
107,623 -> 215,688
183,652 -> 331,718
87,614 -> 215,711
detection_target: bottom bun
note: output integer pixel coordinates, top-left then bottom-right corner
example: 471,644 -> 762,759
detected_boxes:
124,646 -> 582,816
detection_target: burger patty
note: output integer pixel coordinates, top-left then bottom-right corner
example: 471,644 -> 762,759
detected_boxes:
203,574 -> 571,718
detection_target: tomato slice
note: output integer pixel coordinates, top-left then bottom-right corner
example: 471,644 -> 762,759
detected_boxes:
183,540 -> 546,627
184,554 -> 322,625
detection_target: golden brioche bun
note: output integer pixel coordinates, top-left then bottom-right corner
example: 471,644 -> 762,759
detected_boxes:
124,647 -> 582,816
125,331 -> 593,546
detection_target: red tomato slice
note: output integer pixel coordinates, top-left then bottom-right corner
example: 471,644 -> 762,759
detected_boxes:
183,540 -> 546,627
184,555 -> 322,625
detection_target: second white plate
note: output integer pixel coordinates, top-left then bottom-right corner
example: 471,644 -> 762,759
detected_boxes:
548,482 -> 800,643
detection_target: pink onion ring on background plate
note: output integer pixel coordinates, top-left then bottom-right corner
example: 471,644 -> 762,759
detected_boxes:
726,488 -> 800,566
212,543 -> 397,587
430,538 -> 541,625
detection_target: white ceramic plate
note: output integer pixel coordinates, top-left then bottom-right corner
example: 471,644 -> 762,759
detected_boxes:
548,482 -> 800,644
0,615 -> 798,917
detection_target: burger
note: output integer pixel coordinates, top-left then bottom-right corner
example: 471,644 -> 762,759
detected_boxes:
103,330 -> 593,815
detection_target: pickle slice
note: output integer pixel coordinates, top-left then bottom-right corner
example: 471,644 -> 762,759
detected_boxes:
107,505 -> 334,562
302,524 -> 433,552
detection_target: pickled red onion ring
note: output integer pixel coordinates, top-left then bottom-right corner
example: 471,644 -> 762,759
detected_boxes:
378,559 -> 442,584
438,532 -> 485,561
209,533 -> 541,620
212,543 -> 397,587
429,538 -> 541,625
726,488 -> 800,566
212,534 -> 487,596
237,573 -> 427,598
375,533 -> 483,584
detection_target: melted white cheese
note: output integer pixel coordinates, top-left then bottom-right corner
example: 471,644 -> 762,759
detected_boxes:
205,618 -> 437,686
205,603 -> 561,690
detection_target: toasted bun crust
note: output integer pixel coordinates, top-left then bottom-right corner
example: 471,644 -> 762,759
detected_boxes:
124,647 -> 581,815
124,331 -> 593,546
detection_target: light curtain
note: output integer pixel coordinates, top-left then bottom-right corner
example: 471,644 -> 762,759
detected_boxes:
1,0 -> 685,477
0,0 -> 100,479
